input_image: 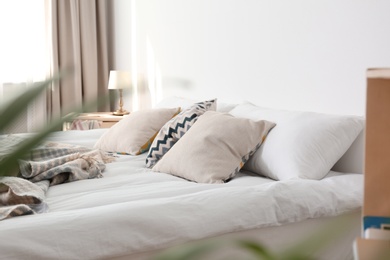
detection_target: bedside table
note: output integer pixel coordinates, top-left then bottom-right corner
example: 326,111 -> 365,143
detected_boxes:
64,112 -> 125,131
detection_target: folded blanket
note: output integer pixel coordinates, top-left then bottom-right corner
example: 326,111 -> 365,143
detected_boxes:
0,135 -> 115,220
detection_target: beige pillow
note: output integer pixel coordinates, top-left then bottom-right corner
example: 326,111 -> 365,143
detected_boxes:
94,107 -> 180,155
152,111 -> 276,183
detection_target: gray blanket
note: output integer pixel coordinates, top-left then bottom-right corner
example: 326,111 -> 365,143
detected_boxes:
0,135 -> 114,221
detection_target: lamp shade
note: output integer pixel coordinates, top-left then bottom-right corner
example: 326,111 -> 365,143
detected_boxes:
108,70 -> 131,90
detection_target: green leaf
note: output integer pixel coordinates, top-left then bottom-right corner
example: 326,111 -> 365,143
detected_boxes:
0,74 -> 109,177
237,240 -> 276,260
277,213 -> 358,260
0,112 -> 77,176
0,71 -> 69,133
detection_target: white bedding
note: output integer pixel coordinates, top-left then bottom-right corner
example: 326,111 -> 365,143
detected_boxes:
0,129 -> 363,259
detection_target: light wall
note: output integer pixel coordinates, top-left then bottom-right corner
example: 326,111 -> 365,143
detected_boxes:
111,0 -> 390,116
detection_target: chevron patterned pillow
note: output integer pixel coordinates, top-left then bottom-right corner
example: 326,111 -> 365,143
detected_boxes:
145,99 -> 217,168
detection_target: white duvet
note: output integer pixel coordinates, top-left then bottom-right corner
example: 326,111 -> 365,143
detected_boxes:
0,129 -> 363,259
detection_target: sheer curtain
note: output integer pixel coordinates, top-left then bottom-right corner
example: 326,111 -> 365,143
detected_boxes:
0,0 -> 111,132
47,0 -> 110,119
0,0 -> 48,133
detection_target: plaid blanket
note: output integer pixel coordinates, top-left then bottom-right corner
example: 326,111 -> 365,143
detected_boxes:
70,119 -> 101,130
0,177 -> 49,221
0,135 -> 115,221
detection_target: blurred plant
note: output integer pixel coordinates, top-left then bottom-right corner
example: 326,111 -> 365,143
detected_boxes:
154,212 -> 359,260
0,71 -> 108,177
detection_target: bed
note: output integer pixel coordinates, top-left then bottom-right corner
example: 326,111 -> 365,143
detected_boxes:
0,97 -> 364,260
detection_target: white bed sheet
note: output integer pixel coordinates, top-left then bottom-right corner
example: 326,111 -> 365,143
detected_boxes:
0,129 -> 363,259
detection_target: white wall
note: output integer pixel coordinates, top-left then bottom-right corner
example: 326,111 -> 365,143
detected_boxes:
112,0 -> 390,116
110,0 -> 132,71
109,0 -> 136,111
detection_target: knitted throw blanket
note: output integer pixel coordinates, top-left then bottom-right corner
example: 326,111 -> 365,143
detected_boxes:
0,135 -> 115,221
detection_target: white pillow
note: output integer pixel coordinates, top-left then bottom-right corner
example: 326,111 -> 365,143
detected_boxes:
152,111 -> 276,183
94,107 -> 180,155
155,96 -> 237,113
217,102 -> 238,113
155,96 -> 196,110
229,102 -> 364,180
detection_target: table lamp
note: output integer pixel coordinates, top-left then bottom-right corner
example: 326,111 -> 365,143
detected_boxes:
108,70 -> 131,116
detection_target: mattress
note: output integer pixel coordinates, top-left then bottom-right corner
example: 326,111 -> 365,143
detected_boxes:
0,129 -> 363,259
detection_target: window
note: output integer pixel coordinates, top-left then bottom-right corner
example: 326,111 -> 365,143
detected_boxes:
0,0 -> 47,133
0,0 -> 47,85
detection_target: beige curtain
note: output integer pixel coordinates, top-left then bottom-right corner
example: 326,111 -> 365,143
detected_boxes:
47,0 -> 109,119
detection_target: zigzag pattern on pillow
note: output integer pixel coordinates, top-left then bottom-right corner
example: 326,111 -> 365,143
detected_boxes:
146,99 -> 216,168
169,113 -> 197,139
146,114 -> 197,168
